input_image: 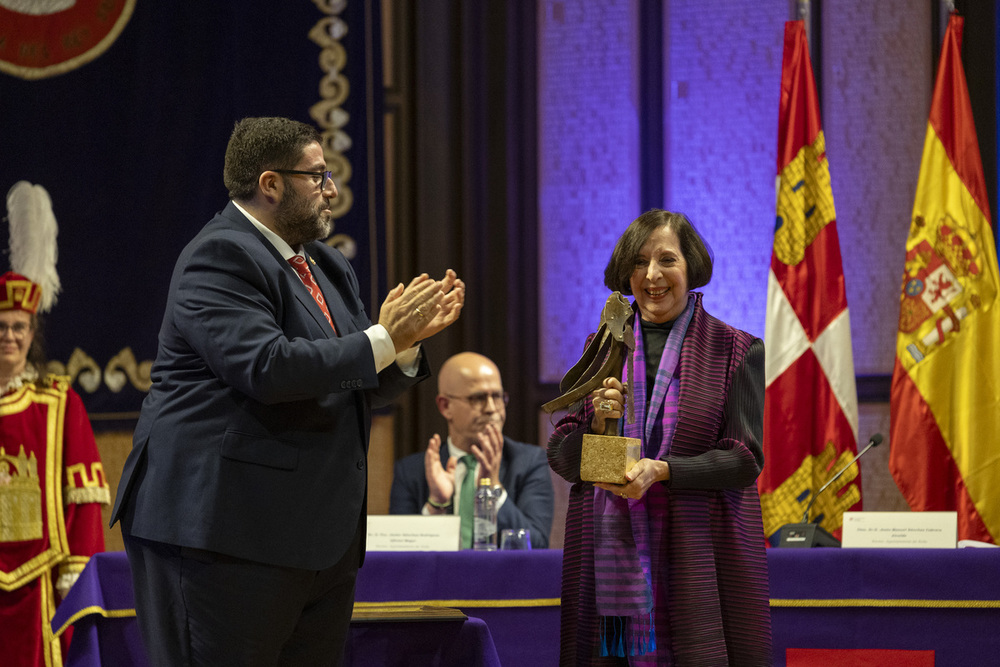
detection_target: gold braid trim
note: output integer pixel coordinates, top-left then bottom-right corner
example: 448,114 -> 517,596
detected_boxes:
770,598 -> 1000,609
0,549 -> 63,592
56,556 -> 92,598
353,598 -> 561,609
58,556 -> 89,574
53,606 -> 137,639
64,485 -> 111,505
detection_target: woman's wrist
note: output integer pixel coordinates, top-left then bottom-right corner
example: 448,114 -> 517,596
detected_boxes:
653,459 -> 671,483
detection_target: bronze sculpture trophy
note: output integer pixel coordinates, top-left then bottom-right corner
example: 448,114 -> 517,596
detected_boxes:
543,292 -> 639,484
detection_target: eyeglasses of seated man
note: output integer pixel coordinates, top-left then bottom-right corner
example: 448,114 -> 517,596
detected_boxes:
444,392 -> 510,411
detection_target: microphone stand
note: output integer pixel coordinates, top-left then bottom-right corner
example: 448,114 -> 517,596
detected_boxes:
775,434 -> 883,548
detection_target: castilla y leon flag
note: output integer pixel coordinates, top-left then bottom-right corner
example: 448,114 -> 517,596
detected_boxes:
758,20 -> 860,544
889,13 -> 1000,544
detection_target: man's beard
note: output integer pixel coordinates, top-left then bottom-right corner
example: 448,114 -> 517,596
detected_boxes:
274,186 -> 332,246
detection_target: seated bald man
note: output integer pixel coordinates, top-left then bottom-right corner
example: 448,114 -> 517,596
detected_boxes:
389,352 -> 554,548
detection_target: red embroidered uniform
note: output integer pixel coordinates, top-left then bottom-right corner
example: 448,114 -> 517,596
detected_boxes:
0,376 -> 109,667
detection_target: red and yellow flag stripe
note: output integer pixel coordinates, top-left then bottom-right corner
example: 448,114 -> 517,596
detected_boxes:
760,21 -> 859,541
889,14 -> 1000,543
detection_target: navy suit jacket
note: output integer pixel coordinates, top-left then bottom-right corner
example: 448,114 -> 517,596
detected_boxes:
388,436 -> 554,548
111,202 -> 427,570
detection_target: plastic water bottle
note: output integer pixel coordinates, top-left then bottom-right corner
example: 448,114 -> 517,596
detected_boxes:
473,477 -> 498,551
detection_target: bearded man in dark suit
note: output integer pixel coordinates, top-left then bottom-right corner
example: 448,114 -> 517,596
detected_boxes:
111,117 -> 464,666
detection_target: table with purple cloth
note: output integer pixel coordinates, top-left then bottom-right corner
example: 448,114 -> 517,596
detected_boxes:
49,551 -> 504,667
768,547 -> 1000,666
355,550 -> 563,666
52,547 -> 1000,666
50,549 -> 147,667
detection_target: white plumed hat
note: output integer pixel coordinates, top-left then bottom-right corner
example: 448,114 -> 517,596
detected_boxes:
5,180 -> 61,314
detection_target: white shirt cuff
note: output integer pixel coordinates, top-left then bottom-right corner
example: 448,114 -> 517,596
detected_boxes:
365,324 -> 421,375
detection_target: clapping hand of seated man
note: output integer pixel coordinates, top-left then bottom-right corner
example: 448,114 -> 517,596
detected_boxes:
424,433 -> 457,510
380,269 -> 465,354
470,422 -> 504,490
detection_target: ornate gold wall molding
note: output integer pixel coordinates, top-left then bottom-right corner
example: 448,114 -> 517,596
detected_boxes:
309,0 -> 355,222
104,348 -> 153,393
47,347 -> 152,393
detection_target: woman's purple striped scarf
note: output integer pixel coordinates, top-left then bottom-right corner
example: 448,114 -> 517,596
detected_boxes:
592,294 -> 695,657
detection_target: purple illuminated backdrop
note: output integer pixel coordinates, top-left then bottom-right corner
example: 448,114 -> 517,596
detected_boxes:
538,1 -> 936,511
539,1 -> 930,381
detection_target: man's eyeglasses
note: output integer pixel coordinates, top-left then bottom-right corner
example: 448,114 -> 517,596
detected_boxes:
0,322 -> 32,338
272,169 -> 333,189
445,392 -> 510,411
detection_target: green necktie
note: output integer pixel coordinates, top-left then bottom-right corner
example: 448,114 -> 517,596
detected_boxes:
459,454 -> 477,549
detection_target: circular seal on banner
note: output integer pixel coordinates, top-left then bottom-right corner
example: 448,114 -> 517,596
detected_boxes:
0,0 -> 136,80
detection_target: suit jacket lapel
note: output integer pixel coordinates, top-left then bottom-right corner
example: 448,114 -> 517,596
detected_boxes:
222,204 -> 338,338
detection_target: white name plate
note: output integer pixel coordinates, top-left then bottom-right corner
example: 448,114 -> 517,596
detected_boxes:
366,514 -> 460,551
842,511 -> 957,549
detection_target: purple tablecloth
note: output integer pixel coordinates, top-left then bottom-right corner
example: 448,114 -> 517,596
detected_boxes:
345,617 -> 500,666
50,551 -> 507,667
50,549 -> 147,667
355,550 -> 563,666
52,547 -> 1000,666
768,548 -> 1000,666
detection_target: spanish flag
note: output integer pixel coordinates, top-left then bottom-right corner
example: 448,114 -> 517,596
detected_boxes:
759,20 -> 860,543
889,13 -> 1000,544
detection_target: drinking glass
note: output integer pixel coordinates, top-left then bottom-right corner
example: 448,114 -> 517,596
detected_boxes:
500,528 -> 532,550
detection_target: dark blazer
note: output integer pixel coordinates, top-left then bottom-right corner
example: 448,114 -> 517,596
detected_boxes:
388,436 -> 554,548
111,202 -> 427,570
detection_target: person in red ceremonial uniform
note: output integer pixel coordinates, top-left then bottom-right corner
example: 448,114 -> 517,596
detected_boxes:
0,182 -> 110,667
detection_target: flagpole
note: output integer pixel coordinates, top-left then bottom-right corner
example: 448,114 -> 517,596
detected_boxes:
939,1 -> 955,44
795,1 -> 821,93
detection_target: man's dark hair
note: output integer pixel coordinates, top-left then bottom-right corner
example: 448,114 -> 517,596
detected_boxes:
604,209 -> 714,294
223,117 -> 321,201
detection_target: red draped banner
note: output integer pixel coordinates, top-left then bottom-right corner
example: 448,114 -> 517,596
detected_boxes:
759,20 -> 860,543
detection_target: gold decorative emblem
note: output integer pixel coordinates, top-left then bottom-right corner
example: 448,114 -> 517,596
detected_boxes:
773,131 -> 837,267
46,348 -> 102,393
104,348 -> 153,393
0,445 -> 43,543
0,276 -> 42,312
897,213 -> 991,364
759,441 -> 860,538
46,346 -> 152,393
0,0 -> 137,80
65,461 -> 111,505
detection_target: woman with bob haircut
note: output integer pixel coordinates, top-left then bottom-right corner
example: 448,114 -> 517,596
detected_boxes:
548,209 -> 771,665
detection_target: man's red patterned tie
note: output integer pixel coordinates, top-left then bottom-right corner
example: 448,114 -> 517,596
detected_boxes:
288,255 -> 337,334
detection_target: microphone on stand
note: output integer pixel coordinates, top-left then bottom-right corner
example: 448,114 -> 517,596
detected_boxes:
775,433 -> 884,548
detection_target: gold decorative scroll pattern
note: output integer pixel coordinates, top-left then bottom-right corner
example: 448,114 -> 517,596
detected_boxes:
46,348 -> 152,395
309,0 -> 354,221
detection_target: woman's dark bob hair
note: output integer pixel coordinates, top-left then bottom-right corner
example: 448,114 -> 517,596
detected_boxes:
604,209 -> 713,295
